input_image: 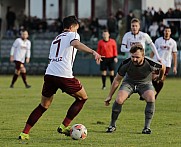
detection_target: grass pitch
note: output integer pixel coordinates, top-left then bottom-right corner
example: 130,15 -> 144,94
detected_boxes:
0,75 -> 181,147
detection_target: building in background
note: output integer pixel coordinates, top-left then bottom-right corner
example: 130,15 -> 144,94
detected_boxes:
0,0 -> 177,37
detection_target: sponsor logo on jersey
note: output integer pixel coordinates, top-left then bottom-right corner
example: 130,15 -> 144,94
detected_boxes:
51,57 -> 63,62
160,45 -> 170,50
130,42 -> 141,47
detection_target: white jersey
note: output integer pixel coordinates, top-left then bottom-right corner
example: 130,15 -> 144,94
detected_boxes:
121,31 -> 152,52
153,37 -> 177,67
45,31 -> 80,78
148,24 -> 158,37
10,38 -> 31,63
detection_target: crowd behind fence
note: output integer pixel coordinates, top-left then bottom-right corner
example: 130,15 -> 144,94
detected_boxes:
0,6 -> 181,76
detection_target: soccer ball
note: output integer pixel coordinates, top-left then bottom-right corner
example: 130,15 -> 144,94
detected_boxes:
70,124 -> 87,140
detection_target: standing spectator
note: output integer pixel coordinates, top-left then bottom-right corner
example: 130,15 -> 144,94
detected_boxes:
97,29 -> 118,90
126,10 -> 135,32
150,7 -> 158,23
148,22 -> 159,42
115,8 -> 124,32
170,22 -> 179,41
10,30 -> 31,88
165,8 -> 174,18
157,21 -> 165,37
16,9 -> 26,28
107,13 -> 117,38
157,8 -> 165,24
115,8 -> 124,21
89,17 -> 99,39
105,44 -> 165,134
143,8 -> 152,32
6,6 -> 16,37
18,15 -> 102,140
150,26 -> 177,99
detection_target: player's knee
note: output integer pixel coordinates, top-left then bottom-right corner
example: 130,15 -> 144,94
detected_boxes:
41,95 -> 53,109
145,96 -> 155,102
15,70 -> 20,75
116,98 -> 124,105
20,67 -> 26,73
77,95 -> 88,101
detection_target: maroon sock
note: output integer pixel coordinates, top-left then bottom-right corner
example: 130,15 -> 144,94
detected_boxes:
11,74 -> 18,85
21,73 -> 27,86
23,104 -> 47,134
62,99 -> 87,126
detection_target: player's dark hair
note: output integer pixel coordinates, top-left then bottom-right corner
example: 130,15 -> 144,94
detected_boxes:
130,44 -> 144,54
63,15 -> 79,29
131,18 -> 140,24
164,26 -> 171,30
103,29 -> 109,33
21,29 -> 28,33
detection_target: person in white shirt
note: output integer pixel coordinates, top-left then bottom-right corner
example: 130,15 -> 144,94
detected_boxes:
121,18 -> 161,100
10,30 -> 31,88
120,18 -> 161,62
18,15 -> 102,141
148,22 -> 158,42
151,26 -> 177,99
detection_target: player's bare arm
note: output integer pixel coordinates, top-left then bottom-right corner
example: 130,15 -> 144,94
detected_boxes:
10,55 -> 14,62
150,51 -> 154,58
114,57 -> 118,63
105,73 -> 123,106
155,64 -> 166,82
26,58 -> 30,63
10,46 -> 15,62
71,39 -> 102,64
172,52 -> 177,75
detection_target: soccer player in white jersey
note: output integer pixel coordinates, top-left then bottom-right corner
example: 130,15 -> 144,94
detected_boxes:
150,26 -> 177,99
120,18 -> 161,62
18,15 -> 102,141
10,30 -> 31,88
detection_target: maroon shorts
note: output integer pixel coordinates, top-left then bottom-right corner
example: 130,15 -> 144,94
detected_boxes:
14,61 -> 23,70
164,67 -> 170,76
153,67 -> 170,76
42,75 -> 82,97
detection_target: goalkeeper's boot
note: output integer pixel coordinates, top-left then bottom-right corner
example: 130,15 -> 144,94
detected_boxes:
57,124 -> 71,136
18,132 -> 30,140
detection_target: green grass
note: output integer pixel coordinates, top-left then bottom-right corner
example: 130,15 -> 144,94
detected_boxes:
0,75 -> 181,147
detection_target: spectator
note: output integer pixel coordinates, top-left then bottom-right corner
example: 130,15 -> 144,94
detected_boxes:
89,17 -> 99,39
17,9 -> 26,27
157,21 -> 165,37
157,8 -> 165,23
107,13 -> 117,38
148,22 -> 159,42
126,10 -> 135,32
6,6 -> 16,31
